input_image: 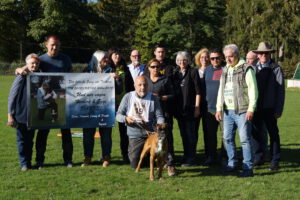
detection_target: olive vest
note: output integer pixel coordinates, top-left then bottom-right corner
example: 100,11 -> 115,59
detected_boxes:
219,63 -> 253,114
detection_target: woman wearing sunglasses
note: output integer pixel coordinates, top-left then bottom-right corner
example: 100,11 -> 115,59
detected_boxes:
143,58 -> 176,176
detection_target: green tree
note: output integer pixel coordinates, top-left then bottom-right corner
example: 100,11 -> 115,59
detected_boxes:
93,0 -> 142,57
224,0 -> 300,77
133,0 -> 226,63
0,0 -> 40,62
27,0 -> 100,62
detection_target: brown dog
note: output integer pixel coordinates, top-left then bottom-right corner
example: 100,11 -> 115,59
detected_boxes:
135,123 -> 168,181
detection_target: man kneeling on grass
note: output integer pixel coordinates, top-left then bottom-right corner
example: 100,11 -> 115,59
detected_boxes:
7,53 -> 40,171
116,76 -> 165,169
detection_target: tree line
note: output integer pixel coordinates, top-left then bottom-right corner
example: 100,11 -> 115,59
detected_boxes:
0,0 -> 299,77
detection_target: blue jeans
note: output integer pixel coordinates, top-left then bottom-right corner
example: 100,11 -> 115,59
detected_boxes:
223,110 -> 253,170
16,123 -> 35,168
83,127 -> 112,159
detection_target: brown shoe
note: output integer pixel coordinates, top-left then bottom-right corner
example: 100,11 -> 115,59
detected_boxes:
81,157 -> 91,167
167,166 -> 176,176
102,156 -> 110,167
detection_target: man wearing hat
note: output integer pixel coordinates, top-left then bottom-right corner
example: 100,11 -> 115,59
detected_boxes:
251,42 -> 285,170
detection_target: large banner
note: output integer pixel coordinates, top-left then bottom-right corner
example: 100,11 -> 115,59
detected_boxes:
27,73 -> 115,129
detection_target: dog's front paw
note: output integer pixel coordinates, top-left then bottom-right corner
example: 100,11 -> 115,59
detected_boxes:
149,177 -> 154,181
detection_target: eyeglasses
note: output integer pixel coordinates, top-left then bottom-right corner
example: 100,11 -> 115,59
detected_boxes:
210,57 -> 220,61
149,65 -> 160,69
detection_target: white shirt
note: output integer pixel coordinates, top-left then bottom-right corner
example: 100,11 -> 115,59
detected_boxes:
127,63 -> 145,81
127,92 -> 151,123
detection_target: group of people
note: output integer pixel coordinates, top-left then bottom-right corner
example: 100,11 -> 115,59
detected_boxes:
8,35 -> 285,178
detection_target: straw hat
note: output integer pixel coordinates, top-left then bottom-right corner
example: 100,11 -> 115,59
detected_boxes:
252,42 -> 275,53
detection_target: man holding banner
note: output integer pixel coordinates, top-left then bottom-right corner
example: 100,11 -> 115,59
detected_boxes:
16,35 -> 73,168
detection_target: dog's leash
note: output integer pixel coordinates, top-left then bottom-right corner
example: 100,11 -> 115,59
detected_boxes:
133,120 -> 155,136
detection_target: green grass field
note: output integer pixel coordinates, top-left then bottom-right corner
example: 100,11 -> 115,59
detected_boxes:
1,76 -> 300,200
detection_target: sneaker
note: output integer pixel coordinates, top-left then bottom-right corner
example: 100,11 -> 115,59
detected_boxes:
81,157 -> 91,167
167,166 -> 176,176
102,156 -> 110,167
66,162 -> 73,168
21,166 -> 28,172
269,163 -> 279,171
239,169 -> 254,178
35,162 -> 43,170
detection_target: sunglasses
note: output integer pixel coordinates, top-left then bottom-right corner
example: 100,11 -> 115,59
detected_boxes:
257,52 -> 271,55
210,57 -> 220,61
149,65 -> 160,69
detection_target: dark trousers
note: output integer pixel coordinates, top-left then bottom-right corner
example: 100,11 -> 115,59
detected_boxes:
252,109 -> 280,164
166,115 -> 175,166
128,137 -> 147,168
118,122 -> 129,158
83,127 -> 112,159
177,117 -> 197,164
36,128 -> 73,164
200,112 -> 227,159
16,123 -> 35,167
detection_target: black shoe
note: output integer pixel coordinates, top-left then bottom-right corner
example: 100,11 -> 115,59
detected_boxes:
222,166 -> 237,173
122,155 -> 130,164
202,157 -> 213,166
253,159 -> 264,166
239,169 -> 254,178
269,163 -> 279,171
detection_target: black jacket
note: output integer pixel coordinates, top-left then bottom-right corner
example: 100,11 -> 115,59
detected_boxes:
255,60 -> 285,115
144,75 -> 174,117
173,66 -> 201,119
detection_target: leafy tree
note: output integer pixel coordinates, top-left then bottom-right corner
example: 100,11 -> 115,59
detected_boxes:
133,0 -> 226,63
93,0 -> 142,58
27,0 -> 101,62
0,0 -> 40,62
224,0 -> 300,77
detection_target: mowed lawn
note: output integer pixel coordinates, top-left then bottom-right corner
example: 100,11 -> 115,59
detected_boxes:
0,75 -> 300,200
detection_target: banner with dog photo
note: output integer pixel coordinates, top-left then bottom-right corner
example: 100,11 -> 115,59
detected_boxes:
27,73 -> 115,129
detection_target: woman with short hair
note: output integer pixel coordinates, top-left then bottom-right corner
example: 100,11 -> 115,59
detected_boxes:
173,51 -> 201,167
7,53 -> 40,171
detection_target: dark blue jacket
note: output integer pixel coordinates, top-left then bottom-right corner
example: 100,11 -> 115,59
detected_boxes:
255,60 -> 285,115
